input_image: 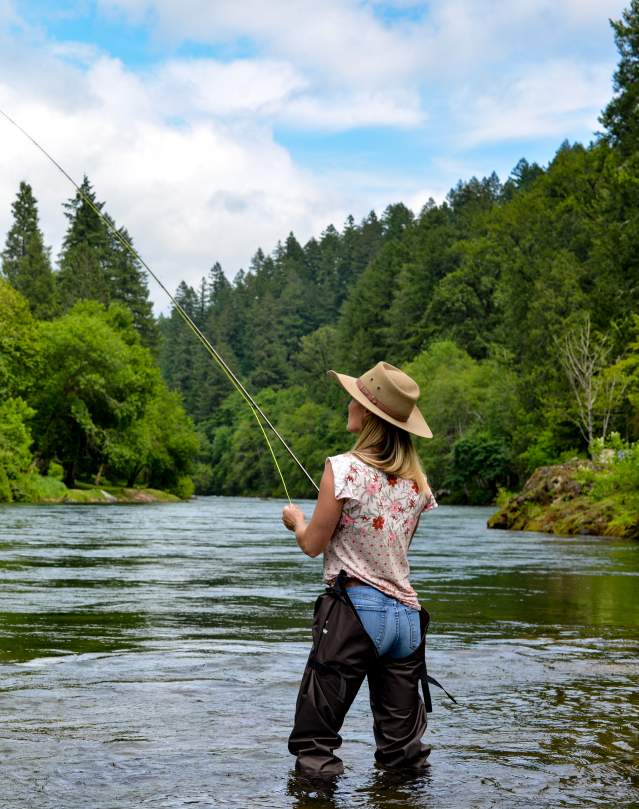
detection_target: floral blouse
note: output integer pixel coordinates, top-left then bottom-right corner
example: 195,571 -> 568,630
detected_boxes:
323,452 -> 438,609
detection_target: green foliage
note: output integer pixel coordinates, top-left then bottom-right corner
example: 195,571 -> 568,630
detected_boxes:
598,0 -> 639,156
56,176 -> 157,345
121,387 -> 200,496
30,301 -> 198,493
172,475 -> 195,500
0,465 -> 10,502
590,430 -> 629,456
449,428 -> 512,504
495,485 -> 517,509
0,397 -> 34,501
208,387 -> 346,497
517,429 -> 580,475
588,434 -> 639,501
404,340 -> 521,496
1,181 -> 57,319
191,461 -> 215,494
0,280 -> 41,397
12,473 -> 67,503
31,301 -> 158,486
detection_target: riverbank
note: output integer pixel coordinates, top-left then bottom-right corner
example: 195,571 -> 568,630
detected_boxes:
52,485 -> 181,504
487,457 -> 639,539
1,473 -> 181,505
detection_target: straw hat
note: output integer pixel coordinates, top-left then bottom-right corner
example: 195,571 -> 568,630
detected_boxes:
328,361 -> 432,438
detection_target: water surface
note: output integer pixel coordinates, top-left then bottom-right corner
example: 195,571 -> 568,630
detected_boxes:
0,498 -> 637,808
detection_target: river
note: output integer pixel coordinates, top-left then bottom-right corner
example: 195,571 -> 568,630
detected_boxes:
0,498 -> 637,808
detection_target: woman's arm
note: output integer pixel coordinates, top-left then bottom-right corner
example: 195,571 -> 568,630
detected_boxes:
282,459 -> 343,558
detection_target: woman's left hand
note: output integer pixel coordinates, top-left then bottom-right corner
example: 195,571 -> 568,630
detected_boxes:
282,504 -> 305,532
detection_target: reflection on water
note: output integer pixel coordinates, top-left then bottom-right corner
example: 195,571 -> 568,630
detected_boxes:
0,498 -> 638,808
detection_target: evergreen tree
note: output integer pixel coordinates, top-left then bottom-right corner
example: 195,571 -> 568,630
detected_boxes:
190,263 -> 242,422
56,176 -> 111,310
57,177 -> 158,346
336,238 -> 412,370
599,0 -> 639,156
158,281 -> 200,411
501,158 -> 545,200
309,227 -> 340,322
338,211 -> 384,300
108,226 -> 158,347
1,182 -> 57,319
380,203 -> 414,241
386,202 -> 459,360
247,291 -> 289,388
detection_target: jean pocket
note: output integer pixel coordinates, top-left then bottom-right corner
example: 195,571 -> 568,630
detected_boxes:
407,608 -> 420,652
351,604 -> 387,652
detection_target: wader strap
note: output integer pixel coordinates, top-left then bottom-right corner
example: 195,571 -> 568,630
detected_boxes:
421,672 -> 457,712
333,569 -> 349,595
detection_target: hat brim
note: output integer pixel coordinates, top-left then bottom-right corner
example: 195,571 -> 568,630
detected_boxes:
327,370 -> 433,438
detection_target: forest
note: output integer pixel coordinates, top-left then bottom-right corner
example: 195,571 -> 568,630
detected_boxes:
1,2 -> 638,505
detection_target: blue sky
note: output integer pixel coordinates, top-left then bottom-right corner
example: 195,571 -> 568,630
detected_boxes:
0,0 -> 628,310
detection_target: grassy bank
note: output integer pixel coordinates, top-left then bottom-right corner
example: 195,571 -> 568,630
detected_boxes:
0,471 -> 181,505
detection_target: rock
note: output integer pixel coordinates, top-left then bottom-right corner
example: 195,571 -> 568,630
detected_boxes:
487,458 -> 637,540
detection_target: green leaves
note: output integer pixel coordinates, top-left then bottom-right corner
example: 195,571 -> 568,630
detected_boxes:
26,301 -> 198,494
0,280 -> 41,398
1,181 -> 57,320
0,397 -> 35,502
598,0 -> 639,157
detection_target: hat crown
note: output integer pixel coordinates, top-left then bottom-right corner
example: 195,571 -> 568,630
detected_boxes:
358,361 -> 420,421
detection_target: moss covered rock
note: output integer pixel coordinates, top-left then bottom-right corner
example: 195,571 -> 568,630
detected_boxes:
487,458 -> 639,539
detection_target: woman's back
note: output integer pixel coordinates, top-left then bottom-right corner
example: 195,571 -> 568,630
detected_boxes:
323,452 -> 438,609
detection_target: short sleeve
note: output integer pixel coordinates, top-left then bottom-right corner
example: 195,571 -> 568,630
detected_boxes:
422,488 -> 438,513
327,453 -> 366,501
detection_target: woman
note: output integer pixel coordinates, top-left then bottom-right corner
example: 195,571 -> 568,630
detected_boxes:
282,360 -> 439,776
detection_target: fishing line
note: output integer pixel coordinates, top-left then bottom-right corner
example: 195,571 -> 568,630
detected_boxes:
0,107 -> 320,500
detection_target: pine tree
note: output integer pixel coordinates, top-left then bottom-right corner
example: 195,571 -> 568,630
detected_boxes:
337,211 -> 384,304
57,177 -> 157,345
56,176 -> 111,310
192,263 -> 241,420
1,182 -> 57,319
108,226 -> 158,347
599,0 -> 639,157
159,281 -> 200,410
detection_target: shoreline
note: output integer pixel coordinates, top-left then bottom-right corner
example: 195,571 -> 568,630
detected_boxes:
5,485 -> 181,505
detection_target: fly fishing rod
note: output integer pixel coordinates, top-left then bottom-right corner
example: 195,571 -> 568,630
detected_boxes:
0,107 -> 319,499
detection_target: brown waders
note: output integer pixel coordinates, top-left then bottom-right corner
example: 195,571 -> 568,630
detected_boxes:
288,571 -> 455,776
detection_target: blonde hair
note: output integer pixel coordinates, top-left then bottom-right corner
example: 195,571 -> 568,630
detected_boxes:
351,412 -> 429,493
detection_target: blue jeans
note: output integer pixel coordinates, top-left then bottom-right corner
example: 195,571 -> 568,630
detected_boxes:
346,584 -> 421,659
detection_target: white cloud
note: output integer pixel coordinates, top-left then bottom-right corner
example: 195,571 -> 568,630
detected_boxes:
456,60 -> 615,146
0,34 -> 405,314
99,0 -> 422,86
150,58 -> 424,130
98,0 -> 428,131
155,58 -> 307,118
97,0 -> 625,134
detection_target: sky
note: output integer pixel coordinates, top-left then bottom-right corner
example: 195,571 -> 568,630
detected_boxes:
0,0 -> 628,312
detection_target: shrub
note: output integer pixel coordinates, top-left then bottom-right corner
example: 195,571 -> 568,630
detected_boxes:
12,473 -> 67,503
171,475 -> 195,500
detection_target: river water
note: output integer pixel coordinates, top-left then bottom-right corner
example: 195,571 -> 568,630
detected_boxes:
0,498 -> 637,808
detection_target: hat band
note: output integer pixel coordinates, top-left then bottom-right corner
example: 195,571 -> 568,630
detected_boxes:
356,378 -> 408,422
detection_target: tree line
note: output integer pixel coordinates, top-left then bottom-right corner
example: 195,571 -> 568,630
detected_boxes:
0,180 -> 198,501
1,1 -> 639,504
